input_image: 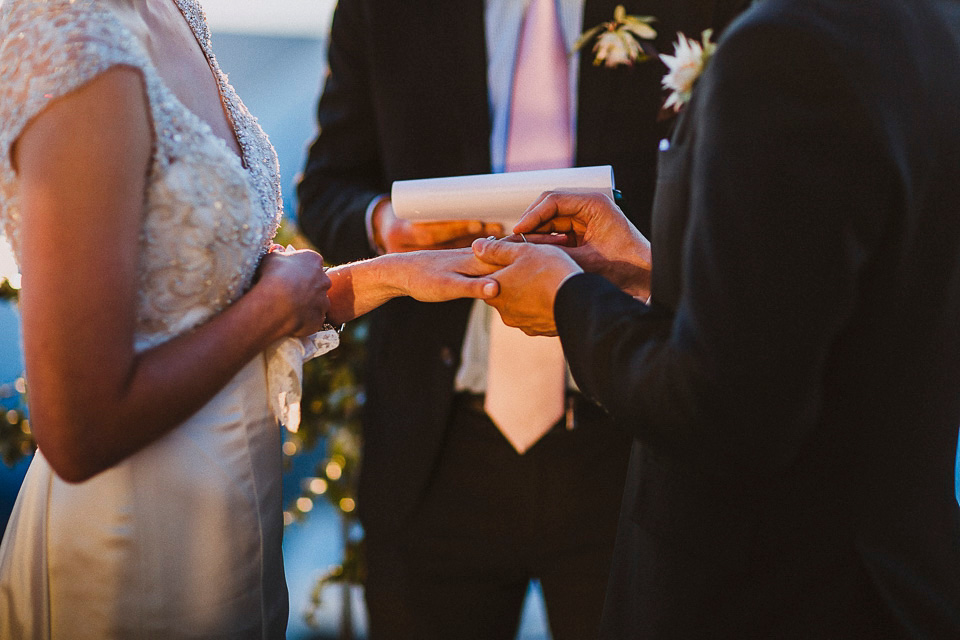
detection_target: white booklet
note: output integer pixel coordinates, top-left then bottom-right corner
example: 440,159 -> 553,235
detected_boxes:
391,165 -> 615,228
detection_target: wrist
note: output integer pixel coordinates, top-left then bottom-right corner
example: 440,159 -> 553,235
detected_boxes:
325,254 -> 404,324
372,252 -> 410,299
245,280 -> 299,343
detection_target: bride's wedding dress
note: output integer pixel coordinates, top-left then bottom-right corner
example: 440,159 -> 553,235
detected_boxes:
0,0 -> 334,637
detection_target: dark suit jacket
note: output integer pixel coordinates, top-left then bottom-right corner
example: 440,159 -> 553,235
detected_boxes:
554,0 -> 960,636
298,0 -> 748,535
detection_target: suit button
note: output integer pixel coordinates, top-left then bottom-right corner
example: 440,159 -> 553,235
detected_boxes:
439,346 -> 455,368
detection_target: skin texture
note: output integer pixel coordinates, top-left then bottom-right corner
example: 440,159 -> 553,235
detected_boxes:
325,248 -> 499,326
14,0 -> 498,484
514,191 -> 652,297
473,190 -> 652,336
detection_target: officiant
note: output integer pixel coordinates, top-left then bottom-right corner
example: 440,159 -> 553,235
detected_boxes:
297,0 -> 746,637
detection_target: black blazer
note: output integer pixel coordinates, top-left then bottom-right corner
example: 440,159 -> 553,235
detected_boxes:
555,0 -> 960,636
298,0 -> 748,535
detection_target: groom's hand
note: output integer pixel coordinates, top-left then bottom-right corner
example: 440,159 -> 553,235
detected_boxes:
372,198 -> 503,253
472,238 -> 582,337
515,191 -> 652,298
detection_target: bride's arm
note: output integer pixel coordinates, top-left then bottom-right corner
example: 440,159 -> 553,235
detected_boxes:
323,249 -> 500,325
15,67 -> 330,483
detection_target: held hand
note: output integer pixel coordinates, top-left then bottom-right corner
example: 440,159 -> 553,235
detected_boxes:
256,248 -> 332,338
372,198 -> 503,253
472,238 -> 583,336
391,247 -> 501,302
515,191 -> 652,298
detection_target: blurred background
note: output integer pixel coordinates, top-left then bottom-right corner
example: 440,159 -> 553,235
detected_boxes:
0,1 -> 552,638
2,3 -> 958,639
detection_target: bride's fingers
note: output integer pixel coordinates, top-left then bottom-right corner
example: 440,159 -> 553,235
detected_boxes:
450,274 -> 499,299
415,271 -> 499,301
457,261 -> 501,277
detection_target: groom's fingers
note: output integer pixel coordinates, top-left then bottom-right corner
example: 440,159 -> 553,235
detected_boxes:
515,192 -> 598,235
514,194 -> 562,234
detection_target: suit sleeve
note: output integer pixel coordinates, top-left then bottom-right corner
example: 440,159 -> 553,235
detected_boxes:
296,0 -> 383,264
555,13 -> 894,479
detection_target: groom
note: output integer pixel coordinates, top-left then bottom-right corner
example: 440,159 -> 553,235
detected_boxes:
473,0 -> 960,636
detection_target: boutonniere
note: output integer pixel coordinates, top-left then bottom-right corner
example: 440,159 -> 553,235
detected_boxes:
572,5 -> 657,68
660,29 -> 716,112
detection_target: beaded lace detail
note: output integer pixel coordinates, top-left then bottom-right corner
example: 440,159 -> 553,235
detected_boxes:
0,0 -> 335,427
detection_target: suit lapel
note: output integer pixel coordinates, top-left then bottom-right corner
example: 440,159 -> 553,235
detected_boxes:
370,0 -> 491,175
433,0 -> 491,172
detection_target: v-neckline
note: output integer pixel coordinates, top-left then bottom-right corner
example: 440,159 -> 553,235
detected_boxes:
105,0 -> 248,169
168,0 -> 246,168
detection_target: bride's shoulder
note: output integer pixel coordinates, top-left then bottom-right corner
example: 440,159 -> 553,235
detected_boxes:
0,0 -> 143,69
0,0 -> 147,149
1,0 -> 125,46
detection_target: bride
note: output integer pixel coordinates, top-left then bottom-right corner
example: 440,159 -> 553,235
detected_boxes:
0,0 -> 499,637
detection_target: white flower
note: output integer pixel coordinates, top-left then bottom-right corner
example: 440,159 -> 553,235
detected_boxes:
593,30 -> 639,68
660,29 -> 715,112
573,5 -> 657,68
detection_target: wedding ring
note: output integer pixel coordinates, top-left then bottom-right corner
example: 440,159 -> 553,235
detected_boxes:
519,233 -> 528,243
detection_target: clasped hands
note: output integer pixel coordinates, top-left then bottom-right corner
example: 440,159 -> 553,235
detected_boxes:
473,190 -> 652,336
256,192 -> 651,335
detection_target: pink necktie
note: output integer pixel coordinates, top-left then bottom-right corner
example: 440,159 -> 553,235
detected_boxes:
485,0 -> 571,454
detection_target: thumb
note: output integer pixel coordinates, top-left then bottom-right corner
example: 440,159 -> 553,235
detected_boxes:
472,237 -> 523,266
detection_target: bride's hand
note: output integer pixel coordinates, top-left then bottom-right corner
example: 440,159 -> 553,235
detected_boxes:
391,247 -> 500,302
322,247 -> 501,325
256,247 -> 331,338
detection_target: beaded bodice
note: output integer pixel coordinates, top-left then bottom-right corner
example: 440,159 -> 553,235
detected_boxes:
0,0 -> 282,352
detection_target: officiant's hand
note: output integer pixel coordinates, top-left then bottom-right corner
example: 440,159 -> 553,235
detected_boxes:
514,191 -> 652,300
472,238 -> 582,336
372,198 -> 503,253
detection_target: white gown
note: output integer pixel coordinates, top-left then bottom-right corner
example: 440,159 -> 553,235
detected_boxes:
0,1 -> 335,637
